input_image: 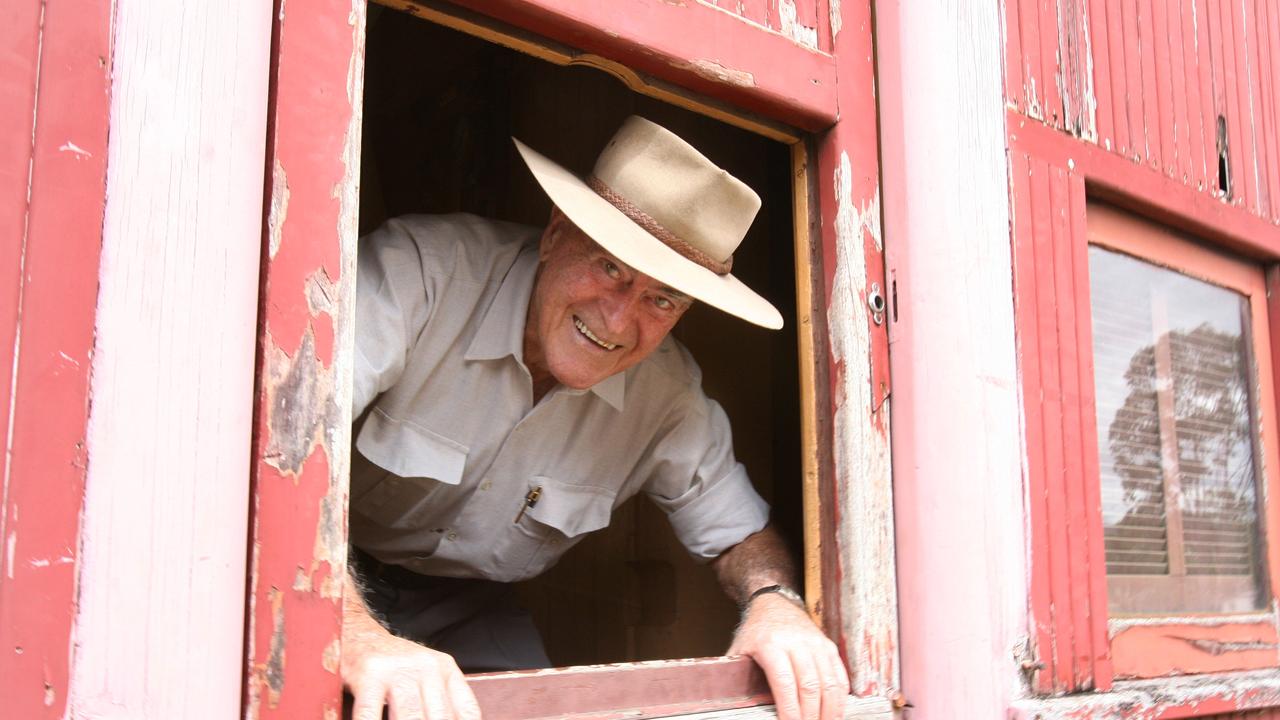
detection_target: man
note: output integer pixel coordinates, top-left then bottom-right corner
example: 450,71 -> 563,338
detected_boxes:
343,116 -> 848,720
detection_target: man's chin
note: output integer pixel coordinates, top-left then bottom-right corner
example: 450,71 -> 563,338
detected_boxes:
550,364 -> 615,390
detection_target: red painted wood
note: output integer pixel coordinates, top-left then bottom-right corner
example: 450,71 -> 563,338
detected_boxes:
1019,0 -> 1042,119
813,0 -> 832,54
1169,0 -> 1191,184
1069,176 -> 1114,693
1137,0 -> 1159,166
1249,0 -> 1276,219
468,657 -> 770,720
1266,0 -> 1280,222
1087,0 -> 1113,149
736,0 -> 770,30
1103,0 -> 1129,158
1121,0 -> 1145,160
1220,0 -> 1248,205
1005,0 -> 1024,114
242,0 -> 362,716
813,0 -> 892,698
1112,622 -> 1280,679
1008,112 -> 1280,258
1195,0 -> 1218,193
1151,0 -> 1176,177
0,0 -> 41,553
1178,0 -> 1207,190
447,0 -> 838,131
1050,169 -> 1096,691
1010,151 -> 1058,695
1033,161 -> 1077,692
1038,0 -> 1061,127
0,0 -> 113,715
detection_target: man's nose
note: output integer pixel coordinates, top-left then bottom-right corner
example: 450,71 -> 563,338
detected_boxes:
600,285 -> 644,334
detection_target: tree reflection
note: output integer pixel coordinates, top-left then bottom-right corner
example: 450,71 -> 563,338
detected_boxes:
1108,323 -> 1255,576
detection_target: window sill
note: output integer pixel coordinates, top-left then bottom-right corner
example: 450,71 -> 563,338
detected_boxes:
466,656 -> 894,720
1010,668 -> 1280,719
662,696 -> 893,719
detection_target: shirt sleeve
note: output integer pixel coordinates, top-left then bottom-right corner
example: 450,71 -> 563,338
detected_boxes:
641,392 -> 770,562
353,219 -> 435,419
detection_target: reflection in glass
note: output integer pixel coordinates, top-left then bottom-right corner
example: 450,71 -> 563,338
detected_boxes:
1089,246 -> 1264,614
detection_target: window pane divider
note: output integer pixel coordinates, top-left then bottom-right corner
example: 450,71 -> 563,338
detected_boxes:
1151,293 -> 1189,577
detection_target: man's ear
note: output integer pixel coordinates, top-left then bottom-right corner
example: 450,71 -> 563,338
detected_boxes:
538,206 -> 566,261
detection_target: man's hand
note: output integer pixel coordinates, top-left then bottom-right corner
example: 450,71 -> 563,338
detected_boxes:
728,593 -> 849,720
343,572 -> 481,720
712,524 -> 849,720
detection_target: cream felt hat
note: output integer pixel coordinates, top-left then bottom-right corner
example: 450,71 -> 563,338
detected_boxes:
513,115 -> 784,330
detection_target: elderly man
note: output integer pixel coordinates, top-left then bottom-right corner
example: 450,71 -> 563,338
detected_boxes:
343,116 -> 848,720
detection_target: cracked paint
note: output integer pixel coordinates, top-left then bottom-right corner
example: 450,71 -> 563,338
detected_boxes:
777,0 -> 818,49
672,58 -> 756,88
266,587 -> 286,708
829,152 -> 895,695
267,161 -> 289,259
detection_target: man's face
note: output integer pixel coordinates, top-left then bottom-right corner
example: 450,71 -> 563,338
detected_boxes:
524,209 -> 693,390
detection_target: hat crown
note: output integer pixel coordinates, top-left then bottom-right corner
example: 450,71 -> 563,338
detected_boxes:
592,116 -> 761,264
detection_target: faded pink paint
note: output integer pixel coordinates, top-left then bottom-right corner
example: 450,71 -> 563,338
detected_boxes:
875,0 -> 1027,716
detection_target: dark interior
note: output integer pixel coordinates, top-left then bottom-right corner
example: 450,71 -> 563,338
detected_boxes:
359,4 -> 802,666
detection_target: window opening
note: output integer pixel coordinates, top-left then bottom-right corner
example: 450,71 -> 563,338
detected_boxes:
358,3 -> 805,668
1089,245 -> 1266,614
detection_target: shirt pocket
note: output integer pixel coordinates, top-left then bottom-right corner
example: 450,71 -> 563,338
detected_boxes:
506,476 -> 617,579
351,409 -> 468,530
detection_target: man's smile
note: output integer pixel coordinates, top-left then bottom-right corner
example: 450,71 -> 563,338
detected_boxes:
573,315 -> 620,351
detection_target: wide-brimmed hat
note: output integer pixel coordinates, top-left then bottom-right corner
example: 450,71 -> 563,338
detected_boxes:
513,115 -> 783,330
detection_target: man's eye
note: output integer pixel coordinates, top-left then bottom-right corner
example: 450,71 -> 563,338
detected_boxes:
654,296 -> 673,311
602,260 -> 621,279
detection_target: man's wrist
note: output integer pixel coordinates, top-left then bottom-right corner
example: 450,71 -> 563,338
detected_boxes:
745,583 -> 804,609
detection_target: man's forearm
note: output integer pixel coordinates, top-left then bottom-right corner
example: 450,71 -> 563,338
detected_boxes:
711,523 -> 799,605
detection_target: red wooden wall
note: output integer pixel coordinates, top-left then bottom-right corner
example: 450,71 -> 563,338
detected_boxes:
1006,0 -> 1280,704
0,1 -> 112,716
1007,0 -> 1280,228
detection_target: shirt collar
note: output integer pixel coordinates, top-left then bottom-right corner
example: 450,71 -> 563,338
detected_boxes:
464,243 -> 627,412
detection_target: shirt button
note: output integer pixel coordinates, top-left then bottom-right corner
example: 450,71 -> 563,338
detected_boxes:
447,531 -> 458,541
479,480 -> 492,491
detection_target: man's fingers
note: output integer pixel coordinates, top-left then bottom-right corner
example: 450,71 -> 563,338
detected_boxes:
817,644 -> 848,720
447,668 -> 483,720
388,680 -> 428,720
351,683 -> 389,720
790,649 -> 823,720
755,649 -> 802,720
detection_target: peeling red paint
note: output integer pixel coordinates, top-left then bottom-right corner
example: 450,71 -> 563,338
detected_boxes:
243,0 -> 364,715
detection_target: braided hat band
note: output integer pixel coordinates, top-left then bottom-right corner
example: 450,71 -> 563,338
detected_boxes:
587,175 -> 734,276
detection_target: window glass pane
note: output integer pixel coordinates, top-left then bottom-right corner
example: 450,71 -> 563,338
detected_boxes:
1089,245 -> 1265,614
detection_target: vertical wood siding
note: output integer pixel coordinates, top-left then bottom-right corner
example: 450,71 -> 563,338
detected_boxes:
1008,150 -> 1113,695
702,0 -> 830,51
1005,0 -> 1280,225
0,0 -> 112,716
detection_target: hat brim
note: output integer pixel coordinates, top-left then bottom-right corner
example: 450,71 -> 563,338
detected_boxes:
514,138 -> 784,330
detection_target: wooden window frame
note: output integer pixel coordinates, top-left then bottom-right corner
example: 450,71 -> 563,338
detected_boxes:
1087,202 -> 1280,679
1009,112 -> 1280,715
244,0 -> 898,717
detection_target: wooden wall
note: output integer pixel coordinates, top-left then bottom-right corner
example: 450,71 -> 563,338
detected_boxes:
1003,0 -> 1280,713
702,0 -> 830,52
1007,0 -> 1280,226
